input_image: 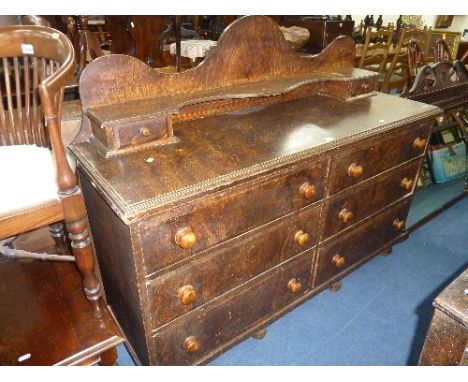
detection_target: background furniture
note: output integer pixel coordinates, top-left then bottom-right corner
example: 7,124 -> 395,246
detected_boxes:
401,55 -> 468,227
280,16 -> 354,53
71,16 -> 440,365
0,25 -> 124,365
419,267 -> 468,365
356,28 -> 394,90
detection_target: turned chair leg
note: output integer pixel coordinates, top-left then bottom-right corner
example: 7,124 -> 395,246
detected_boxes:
60,186 -> 103,317
49,222 -> 68,254
68,218 -> 103,317
99,347 -> 118,366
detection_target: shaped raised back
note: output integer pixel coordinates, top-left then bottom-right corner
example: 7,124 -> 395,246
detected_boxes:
78,15 -> 379,156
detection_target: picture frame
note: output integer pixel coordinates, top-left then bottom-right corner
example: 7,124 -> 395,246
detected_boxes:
435,15 -> 454,29
462,29 -> 468,41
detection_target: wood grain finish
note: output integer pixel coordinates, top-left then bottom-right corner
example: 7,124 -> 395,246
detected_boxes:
139,160 -> 327,274
70,16 -> 442,365
419,268 -> 468,366
150,250 -> 312,365
328,121 -> 431,194
77,16 -> 378,154
314,198 -> 412,288
323,158 -> 421,238
146,203 -> 321,328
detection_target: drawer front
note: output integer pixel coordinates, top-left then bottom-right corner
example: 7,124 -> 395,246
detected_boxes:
314,197 -> 412,288
349,76 -> 379,98
328,121 -> 431,194
322,158 -> 421,239
90,115 -> 169,150
147,204 -> 321,328
150,250 -> 313,365
114,116 -> 168,150
139,159 -> 328,274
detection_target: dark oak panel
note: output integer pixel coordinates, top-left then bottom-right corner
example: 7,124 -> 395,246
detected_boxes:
68,15 -> 441,365
314,198 -> 412,288
139,160 -> 327,274
151,250 -> 313,365
147,204 -> 321,328
328,121 -> 431,194
323,158 -> 421,238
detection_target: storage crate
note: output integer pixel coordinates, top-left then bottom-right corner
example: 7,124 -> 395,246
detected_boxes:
427,142 -> 466,183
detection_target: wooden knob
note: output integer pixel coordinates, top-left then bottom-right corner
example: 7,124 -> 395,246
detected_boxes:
347,163 -> 364,178
393,219 -> 405,231
339,208 -> 354,224
361,82 -> 370,91
331,254 -> 346,269
178,285 -> 197,305
400,177 -> 414,191
140,127 -> 151,137
175,227 -> 197,249
287,278 -> 302,294
294,230 -> 310,247
182,336 -> 200,354
412,137 -> 427,151
299,182 -> 316,200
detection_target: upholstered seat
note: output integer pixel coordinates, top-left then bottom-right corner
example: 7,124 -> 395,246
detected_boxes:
0,145 -> 77,217
0,145 -> 58,216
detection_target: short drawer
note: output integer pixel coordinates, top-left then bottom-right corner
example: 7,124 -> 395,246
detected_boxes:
90,114 -> 169,151
139,159 -> 328,274
349,76 -> 379,98
322,158 -> 421,239
328,121 -> 431,194
147,203 -> 321,328
313,197 -> 412,288
150,249 -> 313,365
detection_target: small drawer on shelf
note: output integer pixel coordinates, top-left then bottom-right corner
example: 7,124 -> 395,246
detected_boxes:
150,249 -> 313,365
89,114 -> 170,151
314,197 -> 412,288
322,158 -> 421,238
139,159 -> 328,274
328,121 -> 432,194
349,76 -> 379,98
147,203 -> 321,328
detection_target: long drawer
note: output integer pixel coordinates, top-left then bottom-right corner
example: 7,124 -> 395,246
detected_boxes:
313,197 -> 412,288
322,158 -> 421,239
150,249 -> 313,365
139,158 -> 328,274
147,203 -> 321,328
328,121 -> 431,194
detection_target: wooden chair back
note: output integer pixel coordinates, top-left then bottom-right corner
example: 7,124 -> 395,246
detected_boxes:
0,25 -> 75,154
382,28 -> 426,93
0,26 -> 106,319
407,40 -> 426,87
358,28 -> 394,79
432,39 -> 452,63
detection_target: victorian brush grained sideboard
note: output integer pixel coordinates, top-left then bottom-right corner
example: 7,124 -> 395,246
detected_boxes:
69,16 -> 442,365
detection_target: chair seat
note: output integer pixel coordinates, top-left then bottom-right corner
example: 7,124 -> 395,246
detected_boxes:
0,145 -> 69,217
0,257 -> 125,365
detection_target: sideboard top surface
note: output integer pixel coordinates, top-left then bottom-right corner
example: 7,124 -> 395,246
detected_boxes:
71,92 -> 440,222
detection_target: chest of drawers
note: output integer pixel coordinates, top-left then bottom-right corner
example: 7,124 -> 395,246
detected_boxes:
72,92 -> 439,365
70,16 -> 441,365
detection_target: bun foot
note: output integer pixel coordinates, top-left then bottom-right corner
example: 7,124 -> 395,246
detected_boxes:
330,281 -> 342,292
382,247 -> 393,256
252,328 -> 267,340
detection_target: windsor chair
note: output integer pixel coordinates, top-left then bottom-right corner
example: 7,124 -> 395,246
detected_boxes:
0,25 -> 124,366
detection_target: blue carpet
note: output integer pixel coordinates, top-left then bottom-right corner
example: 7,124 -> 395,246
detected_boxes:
116,194 -> 468,366
407,178 -> 465,228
